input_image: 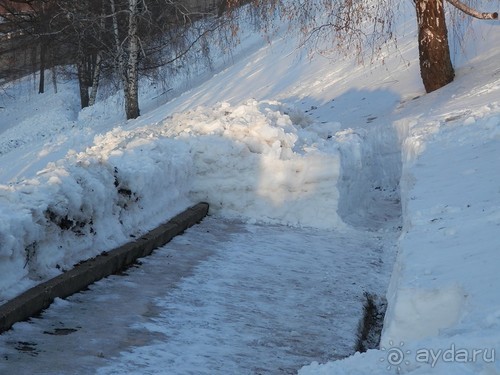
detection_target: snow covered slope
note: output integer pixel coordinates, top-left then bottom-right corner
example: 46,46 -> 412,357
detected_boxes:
300,16 -> 500,375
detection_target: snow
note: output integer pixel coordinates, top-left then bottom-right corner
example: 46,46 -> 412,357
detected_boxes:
0,95 -> 351,299
299,16 -> 500,375
0,9 -> 405,300
0,129 -> 192,299
0,1 -> 499,374
163,100 -> 344,229
0,218 -> 392,374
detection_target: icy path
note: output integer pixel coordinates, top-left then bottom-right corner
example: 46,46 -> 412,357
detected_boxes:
0,217 -> 394,374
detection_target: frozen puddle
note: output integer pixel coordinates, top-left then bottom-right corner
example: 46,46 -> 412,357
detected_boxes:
0,217 -> 391,374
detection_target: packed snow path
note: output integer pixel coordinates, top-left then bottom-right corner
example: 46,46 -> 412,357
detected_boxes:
0,217 -> 396,374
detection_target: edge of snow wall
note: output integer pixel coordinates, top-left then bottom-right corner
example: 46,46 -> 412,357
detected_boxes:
0,202 -> 209,334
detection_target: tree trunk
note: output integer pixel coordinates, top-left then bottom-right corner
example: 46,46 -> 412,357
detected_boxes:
89,5 -> 107,107
51,66 -> 58,94
124,0 -> 141,120
38,41 -> 46,94
77,59 -> 90,109
415,0 -> 455,93
89,53 -> 102,106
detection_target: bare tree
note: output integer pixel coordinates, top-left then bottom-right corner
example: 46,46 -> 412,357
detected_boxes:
79,0 -> 232,119
252,0 -> 498,93
2,0 -> 234,118
51,0 -> 107,108
414,0 -> 497,92
106,0 -> 142,119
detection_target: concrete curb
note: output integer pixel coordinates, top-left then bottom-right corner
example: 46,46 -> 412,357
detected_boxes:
0,202 -> 209,334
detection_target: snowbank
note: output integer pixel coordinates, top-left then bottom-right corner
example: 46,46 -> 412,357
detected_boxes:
0,99 -> 349,301
300,22 -> 500,374
379,111 -> 500,374
162,100 -> 345,229
0,130 -> 192,301
300,110 -> 500,375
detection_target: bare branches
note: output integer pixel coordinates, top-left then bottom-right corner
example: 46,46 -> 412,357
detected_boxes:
0,1 -> 248,117
445,0 -> 498,20
256,0 -> 397,62
249,0 -> 495,93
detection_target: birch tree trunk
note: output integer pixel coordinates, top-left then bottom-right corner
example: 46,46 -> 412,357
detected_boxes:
124,0 -> 141,119
110,0 -> 141,119
89,52 -> 102,106
88,4 -> 106,107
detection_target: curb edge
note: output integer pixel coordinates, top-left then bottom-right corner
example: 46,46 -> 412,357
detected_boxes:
0,202 -> 209,334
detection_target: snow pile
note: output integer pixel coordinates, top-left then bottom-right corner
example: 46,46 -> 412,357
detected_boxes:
300,111 -> 500,375
162,100 -> 345,229
0,98 -> 351,301
380,113 -> 500,374
0,130 -> 192,301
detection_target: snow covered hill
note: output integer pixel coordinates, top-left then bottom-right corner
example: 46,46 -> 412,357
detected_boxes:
1,2 -> 499,374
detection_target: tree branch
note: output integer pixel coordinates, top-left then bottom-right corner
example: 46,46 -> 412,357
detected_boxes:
445,0 -> 498,20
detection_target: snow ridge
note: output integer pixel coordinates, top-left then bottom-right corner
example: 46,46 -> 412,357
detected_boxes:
1,99 -> 349,301
0,131 -> 192,301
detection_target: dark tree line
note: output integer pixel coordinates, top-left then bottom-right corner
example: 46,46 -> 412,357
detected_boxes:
0,0 -> 230,119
